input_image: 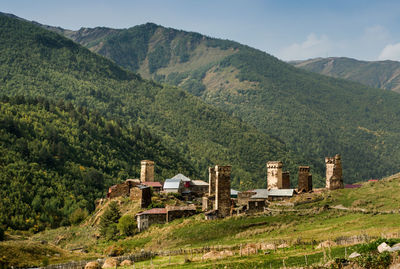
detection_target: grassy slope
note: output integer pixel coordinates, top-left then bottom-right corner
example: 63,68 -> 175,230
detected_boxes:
63,23 -> 400,184
0,14 -> 295,190
291,57 -> 400,93
2,175 -> 400,268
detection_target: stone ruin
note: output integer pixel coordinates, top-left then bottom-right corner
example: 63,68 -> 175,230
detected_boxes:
298,166 -> 312,192
202,165 -> 232,218
140,160 -> 154,182
325,154 -> 343,190
106,160 -> 157,208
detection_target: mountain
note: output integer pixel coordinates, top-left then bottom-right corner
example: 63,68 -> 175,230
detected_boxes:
290,57 -> 400,93
0,96 -> 198,230
0,12 -> 294,210
57,23 -> 400,182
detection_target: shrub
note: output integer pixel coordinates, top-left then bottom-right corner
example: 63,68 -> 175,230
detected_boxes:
69,208 -> 88,225
117,215 -> 136,236
355,252 -> 391,269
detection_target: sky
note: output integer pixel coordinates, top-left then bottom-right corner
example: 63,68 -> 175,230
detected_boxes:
2,0 -> 400,61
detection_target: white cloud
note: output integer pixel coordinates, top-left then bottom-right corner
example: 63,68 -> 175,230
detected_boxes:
278,33 -> 332,61
378,43 -> 400,61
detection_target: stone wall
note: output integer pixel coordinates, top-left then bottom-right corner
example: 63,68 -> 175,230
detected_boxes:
166,205 -> 196,222
267,161 -> 283,189
298,166 -> 312,192
107,182 -> 130,199
282,172 -> 291,189
325,154 -> 343,190
208,167 -> 216,196
129,186 -> 152,208
215,165 -> 231,217
202,196 -> 215,211
140,160 -> 154,182
237,191 -> 256,206
137,213 -> 166,232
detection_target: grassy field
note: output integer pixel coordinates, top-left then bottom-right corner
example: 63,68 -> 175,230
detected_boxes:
3,175 -> 400,267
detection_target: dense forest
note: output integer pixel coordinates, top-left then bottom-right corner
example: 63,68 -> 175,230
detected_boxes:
0,12 -> 301,228
291,57 -> 400,93
65,22 -> 400,182
0,96 -> 197,231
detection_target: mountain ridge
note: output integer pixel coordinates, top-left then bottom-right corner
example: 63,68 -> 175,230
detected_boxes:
290,57 -> 400,93
52,21 -> 400,183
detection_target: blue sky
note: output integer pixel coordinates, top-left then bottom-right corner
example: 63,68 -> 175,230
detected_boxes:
2,0 -> 400,61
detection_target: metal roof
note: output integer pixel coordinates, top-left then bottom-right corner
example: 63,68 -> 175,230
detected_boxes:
171,173 -> 191,182
248,189 -> 295,199
250,189 -> 269,199
163,178 -> 182,189
231,189 -> 239,196
267,189 -> 295,197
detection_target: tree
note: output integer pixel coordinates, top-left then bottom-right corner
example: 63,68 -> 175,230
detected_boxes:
117,215 -> 136,236
99,201 -> 121,240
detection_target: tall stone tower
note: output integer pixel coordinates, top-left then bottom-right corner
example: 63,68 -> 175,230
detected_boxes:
325,154 -> 343,190
208,166 -> 216,196
298,166 -> 313,192
215,165 -> 231,217
282,172 -> 291,189
140,160 -> 154,182
267,161 -> 283,189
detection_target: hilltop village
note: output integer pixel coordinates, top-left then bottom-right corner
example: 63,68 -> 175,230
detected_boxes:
104,155 -> 344,231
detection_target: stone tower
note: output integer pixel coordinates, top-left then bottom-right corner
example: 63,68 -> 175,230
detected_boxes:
215,165 -> 231,217
325,154 -> 343,190
298,166 -> 313,192
267,161 -> 283,189
208,166 -> 216,196
282,172 -> 291,189
140,160 -> 154,182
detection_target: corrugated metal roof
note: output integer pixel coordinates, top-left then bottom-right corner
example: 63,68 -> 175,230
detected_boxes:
231,189 -> 239,195
164,178 -> 182,189
171,173 -> 191,182
248,189 -> 294,199
250,189 -> 269,199
267,189 -> 295,197
136,208 -> 167,215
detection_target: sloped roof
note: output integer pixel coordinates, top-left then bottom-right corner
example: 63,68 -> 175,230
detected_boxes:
164,178 -> 182,189
231,189 -> 239,196
136,208 -> 167,216
171,173 -> 191,182
191,180 -> 209,186
248,189 -> 295,199
267,189 -> 295,197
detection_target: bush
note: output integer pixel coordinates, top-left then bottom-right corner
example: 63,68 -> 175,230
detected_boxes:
117,215 -> 136,236
355,252 -> 391,269
69,208 -> 88,225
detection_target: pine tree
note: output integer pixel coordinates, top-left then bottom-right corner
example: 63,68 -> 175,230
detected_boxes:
99,201 -> 121,240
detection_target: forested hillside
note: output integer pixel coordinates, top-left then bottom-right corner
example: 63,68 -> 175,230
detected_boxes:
0,14 -> 295,202
63,23 -> 400,182
291,57 -> 400,93
0,96 -> 197,231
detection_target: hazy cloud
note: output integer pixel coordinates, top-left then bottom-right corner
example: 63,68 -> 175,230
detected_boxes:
278,33 -> 332,61
378,43 -> 400,61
